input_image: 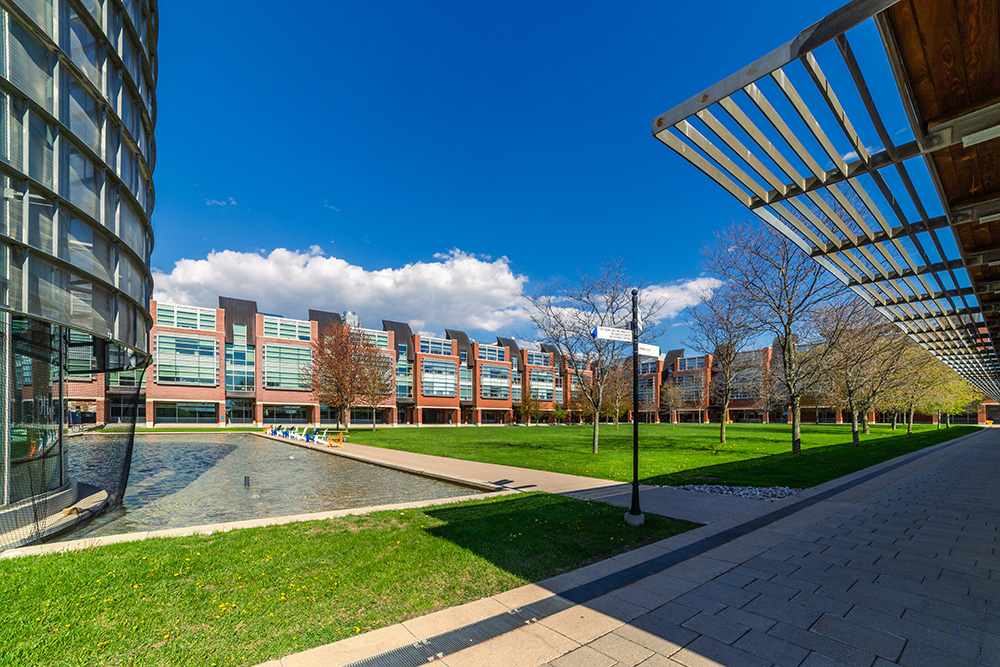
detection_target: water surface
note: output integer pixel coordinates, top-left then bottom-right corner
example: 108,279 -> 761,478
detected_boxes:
60,433 -> 478,539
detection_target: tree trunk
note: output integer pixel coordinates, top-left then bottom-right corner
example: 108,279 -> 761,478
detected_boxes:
891,412 -> 897,431
862,413 -> 870,435
591,418 -> 600,454
720,398 -> 728,444
946,413 -> 951,428
791,395 -> 802,454
850,406 -> 860,447
372,408 -> 378,432
907,407 -> 914,434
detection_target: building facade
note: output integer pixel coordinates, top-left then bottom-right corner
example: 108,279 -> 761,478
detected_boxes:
0,0 -> 158,546
60,294 -> 998,429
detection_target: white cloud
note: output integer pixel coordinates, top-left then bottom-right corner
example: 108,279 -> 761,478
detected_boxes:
152,247 -> 722,339
205,197 -> 238,207
322,200 -> 340,212
152,247 -> 531,335
643,277 -> 724,321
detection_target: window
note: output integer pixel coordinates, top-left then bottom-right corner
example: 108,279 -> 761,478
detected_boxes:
639,361 -> 658,376
156,303 -> 216,331
108,368 -> 144,388
419,337 -> 452,356
555,375 -> 564,404
65,330 -> 94,380
526,351 -> 549,367
529,369 -> 554,401
262,344 -> 311,390
262,316 -> 311,341
226,324 -> 255,391
226,398 -> 254,424
154,402 -> 217,424
678,357 -> 705,371
263,405 -> 307,424
396,356 -> 413,398
69,7 -> 102,86
638,376 -> 656,406
731,368 -> 761,400
480,364 -> 509,400
154,333 -> 218,385
478,345 -> 506,362
459,363 -> 472,401
109,397 -> 144,423
359,328 -> 389,350
421,358 -> 456,397
68,143 -> 100,218
570,371 -> 590,392
511,369 -> 522,401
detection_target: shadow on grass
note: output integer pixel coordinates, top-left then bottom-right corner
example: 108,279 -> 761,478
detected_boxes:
647,426 -> 980,488
422,493 -> 697,583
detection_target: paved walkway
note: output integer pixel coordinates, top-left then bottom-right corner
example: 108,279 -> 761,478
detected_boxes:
263,427 -> 1000,667
278,436 -> 764,524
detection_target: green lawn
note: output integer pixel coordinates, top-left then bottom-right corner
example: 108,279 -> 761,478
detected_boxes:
0,493 -> 693,667
344,423 -> 980,488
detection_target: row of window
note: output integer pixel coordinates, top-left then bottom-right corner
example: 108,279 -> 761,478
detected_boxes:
262,315 -> 311,341
677,357 -> 706,371
156,303 -> 216,331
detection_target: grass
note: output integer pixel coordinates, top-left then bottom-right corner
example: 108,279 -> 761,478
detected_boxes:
343,422 -> 981,489
0,492 -> 695,667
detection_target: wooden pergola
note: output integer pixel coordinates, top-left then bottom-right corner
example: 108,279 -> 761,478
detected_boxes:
654,0 -> 1000,398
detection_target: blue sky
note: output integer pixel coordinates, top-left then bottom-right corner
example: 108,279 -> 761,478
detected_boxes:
150,0 -> 861,349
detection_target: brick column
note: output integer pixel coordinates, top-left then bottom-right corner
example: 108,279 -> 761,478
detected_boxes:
415,408 -> 422,425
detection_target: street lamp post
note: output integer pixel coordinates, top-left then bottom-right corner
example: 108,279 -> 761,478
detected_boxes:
625,288 -> 644,526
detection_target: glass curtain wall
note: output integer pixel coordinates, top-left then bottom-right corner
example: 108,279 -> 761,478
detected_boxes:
0,0 -> 159,550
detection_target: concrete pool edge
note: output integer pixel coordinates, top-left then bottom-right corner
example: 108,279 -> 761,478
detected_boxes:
257,433 -> 509,493
0,488 -> 520,559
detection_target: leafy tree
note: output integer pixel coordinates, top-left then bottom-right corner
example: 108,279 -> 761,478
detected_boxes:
310,323 -> 389,431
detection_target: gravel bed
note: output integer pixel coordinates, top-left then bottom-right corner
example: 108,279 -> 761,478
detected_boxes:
676,484 -> 803,501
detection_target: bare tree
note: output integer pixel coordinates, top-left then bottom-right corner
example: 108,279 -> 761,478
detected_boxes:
659,383 -> 682,427
819,299 -> 909,446
602,364 -> 631,429
684,283 -> 756,444
528,259 -> 663,453
704,222 -> 848,454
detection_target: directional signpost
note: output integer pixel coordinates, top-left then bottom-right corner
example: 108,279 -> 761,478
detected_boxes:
592,291 -> 648,526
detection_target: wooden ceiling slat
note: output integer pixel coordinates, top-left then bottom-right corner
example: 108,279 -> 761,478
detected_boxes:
957,0 -> 1000,109
887,0 -> 941,124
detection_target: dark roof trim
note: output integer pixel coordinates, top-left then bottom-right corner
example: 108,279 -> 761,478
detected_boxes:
445,329 -> 472,365
309,309 -> 343,336
497,337 -> 522,371
219,296 -> 258,346
383,320 -> 415,360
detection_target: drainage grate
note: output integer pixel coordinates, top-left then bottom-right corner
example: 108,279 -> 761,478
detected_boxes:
345,433 -> 975,667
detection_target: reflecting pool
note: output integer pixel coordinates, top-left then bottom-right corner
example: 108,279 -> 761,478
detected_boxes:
59,433 -> 478,540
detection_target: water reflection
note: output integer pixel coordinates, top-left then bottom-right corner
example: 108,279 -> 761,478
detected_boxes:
60,433 -> 478,540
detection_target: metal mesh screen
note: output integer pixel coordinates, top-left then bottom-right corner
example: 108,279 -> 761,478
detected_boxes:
0,314 -> 144,552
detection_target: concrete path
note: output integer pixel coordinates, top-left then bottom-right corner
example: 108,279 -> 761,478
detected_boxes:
276,435 -> 764,524
263,427 -> 999,667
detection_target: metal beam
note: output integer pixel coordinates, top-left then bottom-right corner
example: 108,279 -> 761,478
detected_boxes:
750,142 -> 920,210
846,259 -> 966,286
809,214 -> 949,256
652,0 -> 903,132
874,286 -> 976,308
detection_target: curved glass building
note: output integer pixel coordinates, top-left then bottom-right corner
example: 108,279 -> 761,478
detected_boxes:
0,0 -> 156,549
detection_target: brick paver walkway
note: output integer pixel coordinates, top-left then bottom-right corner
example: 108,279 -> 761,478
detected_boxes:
268,427 -> 999,667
